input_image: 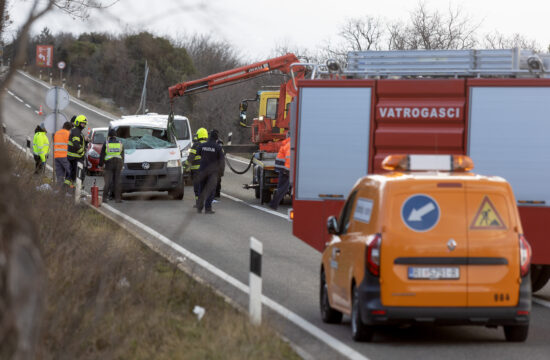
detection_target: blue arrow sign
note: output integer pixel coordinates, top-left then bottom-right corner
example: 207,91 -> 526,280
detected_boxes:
401,194 -> 440,232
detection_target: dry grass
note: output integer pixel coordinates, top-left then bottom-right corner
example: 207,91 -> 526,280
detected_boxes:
6,143 -> 299,360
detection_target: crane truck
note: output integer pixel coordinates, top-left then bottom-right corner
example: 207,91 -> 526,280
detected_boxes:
168,53 -> 305,204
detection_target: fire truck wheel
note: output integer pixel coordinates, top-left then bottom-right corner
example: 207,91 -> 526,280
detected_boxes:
320,269 -> 342,324
532,265 -> 550,292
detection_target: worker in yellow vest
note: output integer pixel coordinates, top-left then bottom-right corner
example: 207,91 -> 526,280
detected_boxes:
53,122 -> 73,187
32,122 -> 49,174
99,128 -> 124,203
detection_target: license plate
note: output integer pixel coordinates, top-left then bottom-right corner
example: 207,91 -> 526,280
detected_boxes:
408,267 -> 460,280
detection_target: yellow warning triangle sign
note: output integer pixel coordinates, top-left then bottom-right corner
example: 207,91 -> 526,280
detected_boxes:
470,196 -> 506,230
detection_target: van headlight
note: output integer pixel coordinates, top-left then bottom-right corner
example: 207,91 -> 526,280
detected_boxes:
181,144 -> 191,160
167,159 -> 181,168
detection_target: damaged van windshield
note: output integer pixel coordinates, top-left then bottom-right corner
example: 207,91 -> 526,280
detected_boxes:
114,126 -> 176,150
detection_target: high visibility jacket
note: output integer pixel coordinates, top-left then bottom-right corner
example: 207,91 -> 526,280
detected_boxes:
53,128 -> 70,158
104,139 -> 123,161
68,127 -> 85,159
186,138 -> 207,172
275,138 -> 290,172
99,136 -> 125,167
33,131 -> 49,162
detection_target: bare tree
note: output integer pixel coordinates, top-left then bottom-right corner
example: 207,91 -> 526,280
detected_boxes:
322,15 -> 384,64
325,1 -> 480,59
388,1 -> 478,50
483,31 -> 540,51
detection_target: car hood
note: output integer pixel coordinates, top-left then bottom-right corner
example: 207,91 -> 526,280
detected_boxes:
124,148 -> 180,163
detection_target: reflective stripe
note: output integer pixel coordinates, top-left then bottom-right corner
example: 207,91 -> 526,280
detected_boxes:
54,142 -> 68,146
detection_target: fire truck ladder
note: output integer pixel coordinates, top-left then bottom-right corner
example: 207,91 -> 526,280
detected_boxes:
346,48 -> 550,78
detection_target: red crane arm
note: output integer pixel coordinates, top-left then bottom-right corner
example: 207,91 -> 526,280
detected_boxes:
168,53 -> 300,100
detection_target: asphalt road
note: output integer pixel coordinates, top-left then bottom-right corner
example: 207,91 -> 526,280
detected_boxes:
3,70 -> 550,360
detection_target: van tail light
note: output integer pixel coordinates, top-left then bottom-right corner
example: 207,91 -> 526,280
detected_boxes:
366,233 -> 382,276
519,234 -> 532,277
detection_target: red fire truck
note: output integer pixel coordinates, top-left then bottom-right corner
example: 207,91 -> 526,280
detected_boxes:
289,49 -> 550,292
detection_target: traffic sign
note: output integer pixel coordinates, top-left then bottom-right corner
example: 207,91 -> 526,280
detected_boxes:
36,45 -> 53,67
401,194 -> 440,232
57,61 -> 66,70
46,87 -> 70,110
43,112 -> 68,134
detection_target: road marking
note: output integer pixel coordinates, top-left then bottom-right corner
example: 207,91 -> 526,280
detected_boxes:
100,203 -> 369,360
533,296 -> 550,309
226,154 -> 250,165
25,104 -> 31,109
14,96 -> 23,102
7,90 -> 14,96
35,110 -> 39,114
221,192 -> 287,219
17,70 -> 118,121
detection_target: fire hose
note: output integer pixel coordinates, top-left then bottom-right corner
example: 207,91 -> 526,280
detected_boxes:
225,154 -> 254,175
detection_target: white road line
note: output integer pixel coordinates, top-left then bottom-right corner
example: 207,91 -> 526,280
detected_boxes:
101,204 -> 369,360
226,154 -> 250,165
221,192 -> 287,219
17,70 -> 118,121
533,297 -> 550,309
7,90 -> 14,96
14,96 -> 23,102
35,111 -> 39,114
25,104 -> 31,108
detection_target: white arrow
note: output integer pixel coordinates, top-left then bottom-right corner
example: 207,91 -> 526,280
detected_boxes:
408,202 -> 436,221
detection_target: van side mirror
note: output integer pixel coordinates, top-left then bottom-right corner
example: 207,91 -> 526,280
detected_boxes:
327,216 -> 339,235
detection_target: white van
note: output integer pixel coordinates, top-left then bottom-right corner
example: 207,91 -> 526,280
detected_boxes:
109,114 -> 187,200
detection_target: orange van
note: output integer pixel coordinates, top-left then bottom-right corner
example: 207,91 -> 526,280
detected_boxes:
320,154 -> 532,342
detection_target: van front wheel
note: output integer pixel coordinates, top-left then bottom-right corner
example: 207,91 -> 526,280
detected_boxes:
169,185 -> 184,200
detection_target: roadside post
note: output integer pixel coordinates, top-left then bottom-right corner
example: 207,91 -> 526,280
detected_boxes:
49,72 -> 52,85
77,84 -> 81,99
26,137 -> 31,158
249,236 -> 263,325
75,162 -> 83,204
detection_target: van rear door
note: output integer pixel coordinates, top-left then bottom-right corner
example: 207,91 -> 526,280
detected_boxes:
465,181 -> 520,307
381,179 -> 468,307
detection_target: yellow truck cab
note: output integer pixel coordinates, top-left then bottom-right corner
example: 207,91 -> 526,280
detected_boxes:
320,154 -> 532,342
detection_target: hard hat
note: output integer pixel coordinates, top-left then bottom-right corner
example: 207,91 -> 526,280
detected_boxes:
196,127 -> 208,140
75,115 -> 87,126
39,122 -> 46,130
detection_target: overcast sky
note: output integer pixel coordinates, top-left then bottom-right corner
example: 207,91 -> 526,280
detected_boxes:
7,0 -> 550,60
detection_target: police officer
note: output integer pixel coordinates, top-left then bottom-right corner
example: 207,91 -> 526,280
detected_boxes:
32,122 -> 49,174
192,129 -> 224,214
185,127 -> 208,206
67,114 -> 88,185
99,128 -> 124,203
